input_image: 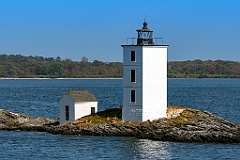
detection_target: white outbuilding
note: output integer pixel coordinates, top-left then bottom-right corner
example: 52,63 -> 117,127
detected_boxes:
59,90 -> 98,124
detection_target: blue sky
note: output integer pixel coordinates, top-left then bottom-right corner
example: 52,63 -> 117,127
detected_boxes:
0,0 -> 239,62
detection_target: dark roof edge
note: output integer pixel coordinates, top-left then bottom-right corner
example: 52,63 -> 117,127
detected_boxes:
121,44 -> 169,47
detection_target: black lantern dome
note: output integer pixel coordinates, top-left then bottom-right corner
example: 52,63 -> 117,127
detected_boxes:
136,21 -> 153,45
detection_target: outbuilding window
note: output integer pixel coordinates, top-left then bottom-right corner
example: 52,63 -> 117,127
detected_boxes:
131,90 -> 136,103
65,106 -> 69,121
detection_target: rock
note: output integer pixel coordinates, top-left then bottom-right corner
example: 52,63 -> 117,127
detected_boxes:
0,107 -> 239,144
0,109 -> 59,131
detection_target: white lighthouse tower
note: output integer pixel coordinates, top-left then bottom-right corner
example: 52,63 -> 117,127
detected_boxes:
122,21 -> 168,122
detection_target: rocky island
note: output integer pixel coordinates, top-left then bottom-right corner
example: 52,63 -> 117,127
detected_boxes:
0,107 -> 239,144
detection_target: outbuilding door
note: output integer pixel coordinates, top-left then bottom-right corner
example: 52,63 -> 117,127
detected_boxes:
91,107 -> 96,115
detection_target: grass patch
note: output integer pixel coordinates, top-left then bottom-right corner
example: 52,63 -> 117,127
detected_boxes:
72,107 -> 122,126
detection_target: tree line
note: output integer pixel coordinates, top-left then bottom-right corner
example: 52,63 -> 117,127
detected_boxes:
0,54 -> 239,78
0,54 -> 122,78
168,59 -> 240,78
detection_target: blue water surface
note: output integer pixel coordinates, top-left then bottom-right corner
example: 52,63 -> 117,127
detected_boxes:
0,78 -> 239,159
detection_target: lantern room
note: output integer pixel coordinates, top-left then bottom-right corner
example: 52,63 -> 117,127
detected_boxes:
136,21 -> 153,45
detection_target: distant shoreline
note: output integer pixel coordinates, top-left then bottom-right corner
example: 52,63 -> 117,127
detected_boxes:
0,55 -> 239,79
0,77 -> 239,80
0,78 -> 123,80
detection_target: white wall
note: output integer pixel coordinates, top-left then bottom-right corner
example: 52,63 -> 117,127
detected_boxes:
60,95 -> 98,124
123,87 -> 142,121
123,46 -> 143,122
142,46 -> 168,121
123,46 -> 142,66
59,95 -> 75,124
123,65 -> 142,88
74,102 -> 98,120
122,45 -> 168,122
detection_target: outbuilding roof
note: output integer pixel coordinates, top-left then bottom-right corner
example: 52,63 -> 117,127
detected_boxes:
65,90 -> 97,102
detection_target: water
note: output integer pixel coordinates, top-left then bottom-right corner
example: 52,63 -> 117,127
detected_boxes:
168,78 -> 240,124
0,79 -> 122,119
0,79 -> 239,159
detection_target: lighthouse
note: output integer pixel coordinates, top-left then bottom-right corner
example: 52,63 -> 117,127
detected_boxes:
121,21 -> 168,122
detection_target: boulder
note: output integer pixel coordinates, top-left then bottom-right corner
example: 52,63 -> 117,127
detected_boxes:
0,109 -> 58,131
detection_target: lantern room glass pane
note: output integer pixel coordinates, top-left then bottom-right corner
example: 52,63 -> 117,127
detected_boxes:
139,32 -> 152,39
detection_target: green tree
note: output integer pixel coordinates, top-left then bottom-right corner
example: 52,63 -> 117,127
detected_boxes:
81,56 -> 88,62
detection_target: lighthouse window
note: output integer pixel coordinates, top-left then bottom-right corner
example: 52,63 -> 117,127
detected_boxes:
131,90 -> 136,103
131,69 -> 136,82
65,106 -> 69,121
131,51 -> 136,61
